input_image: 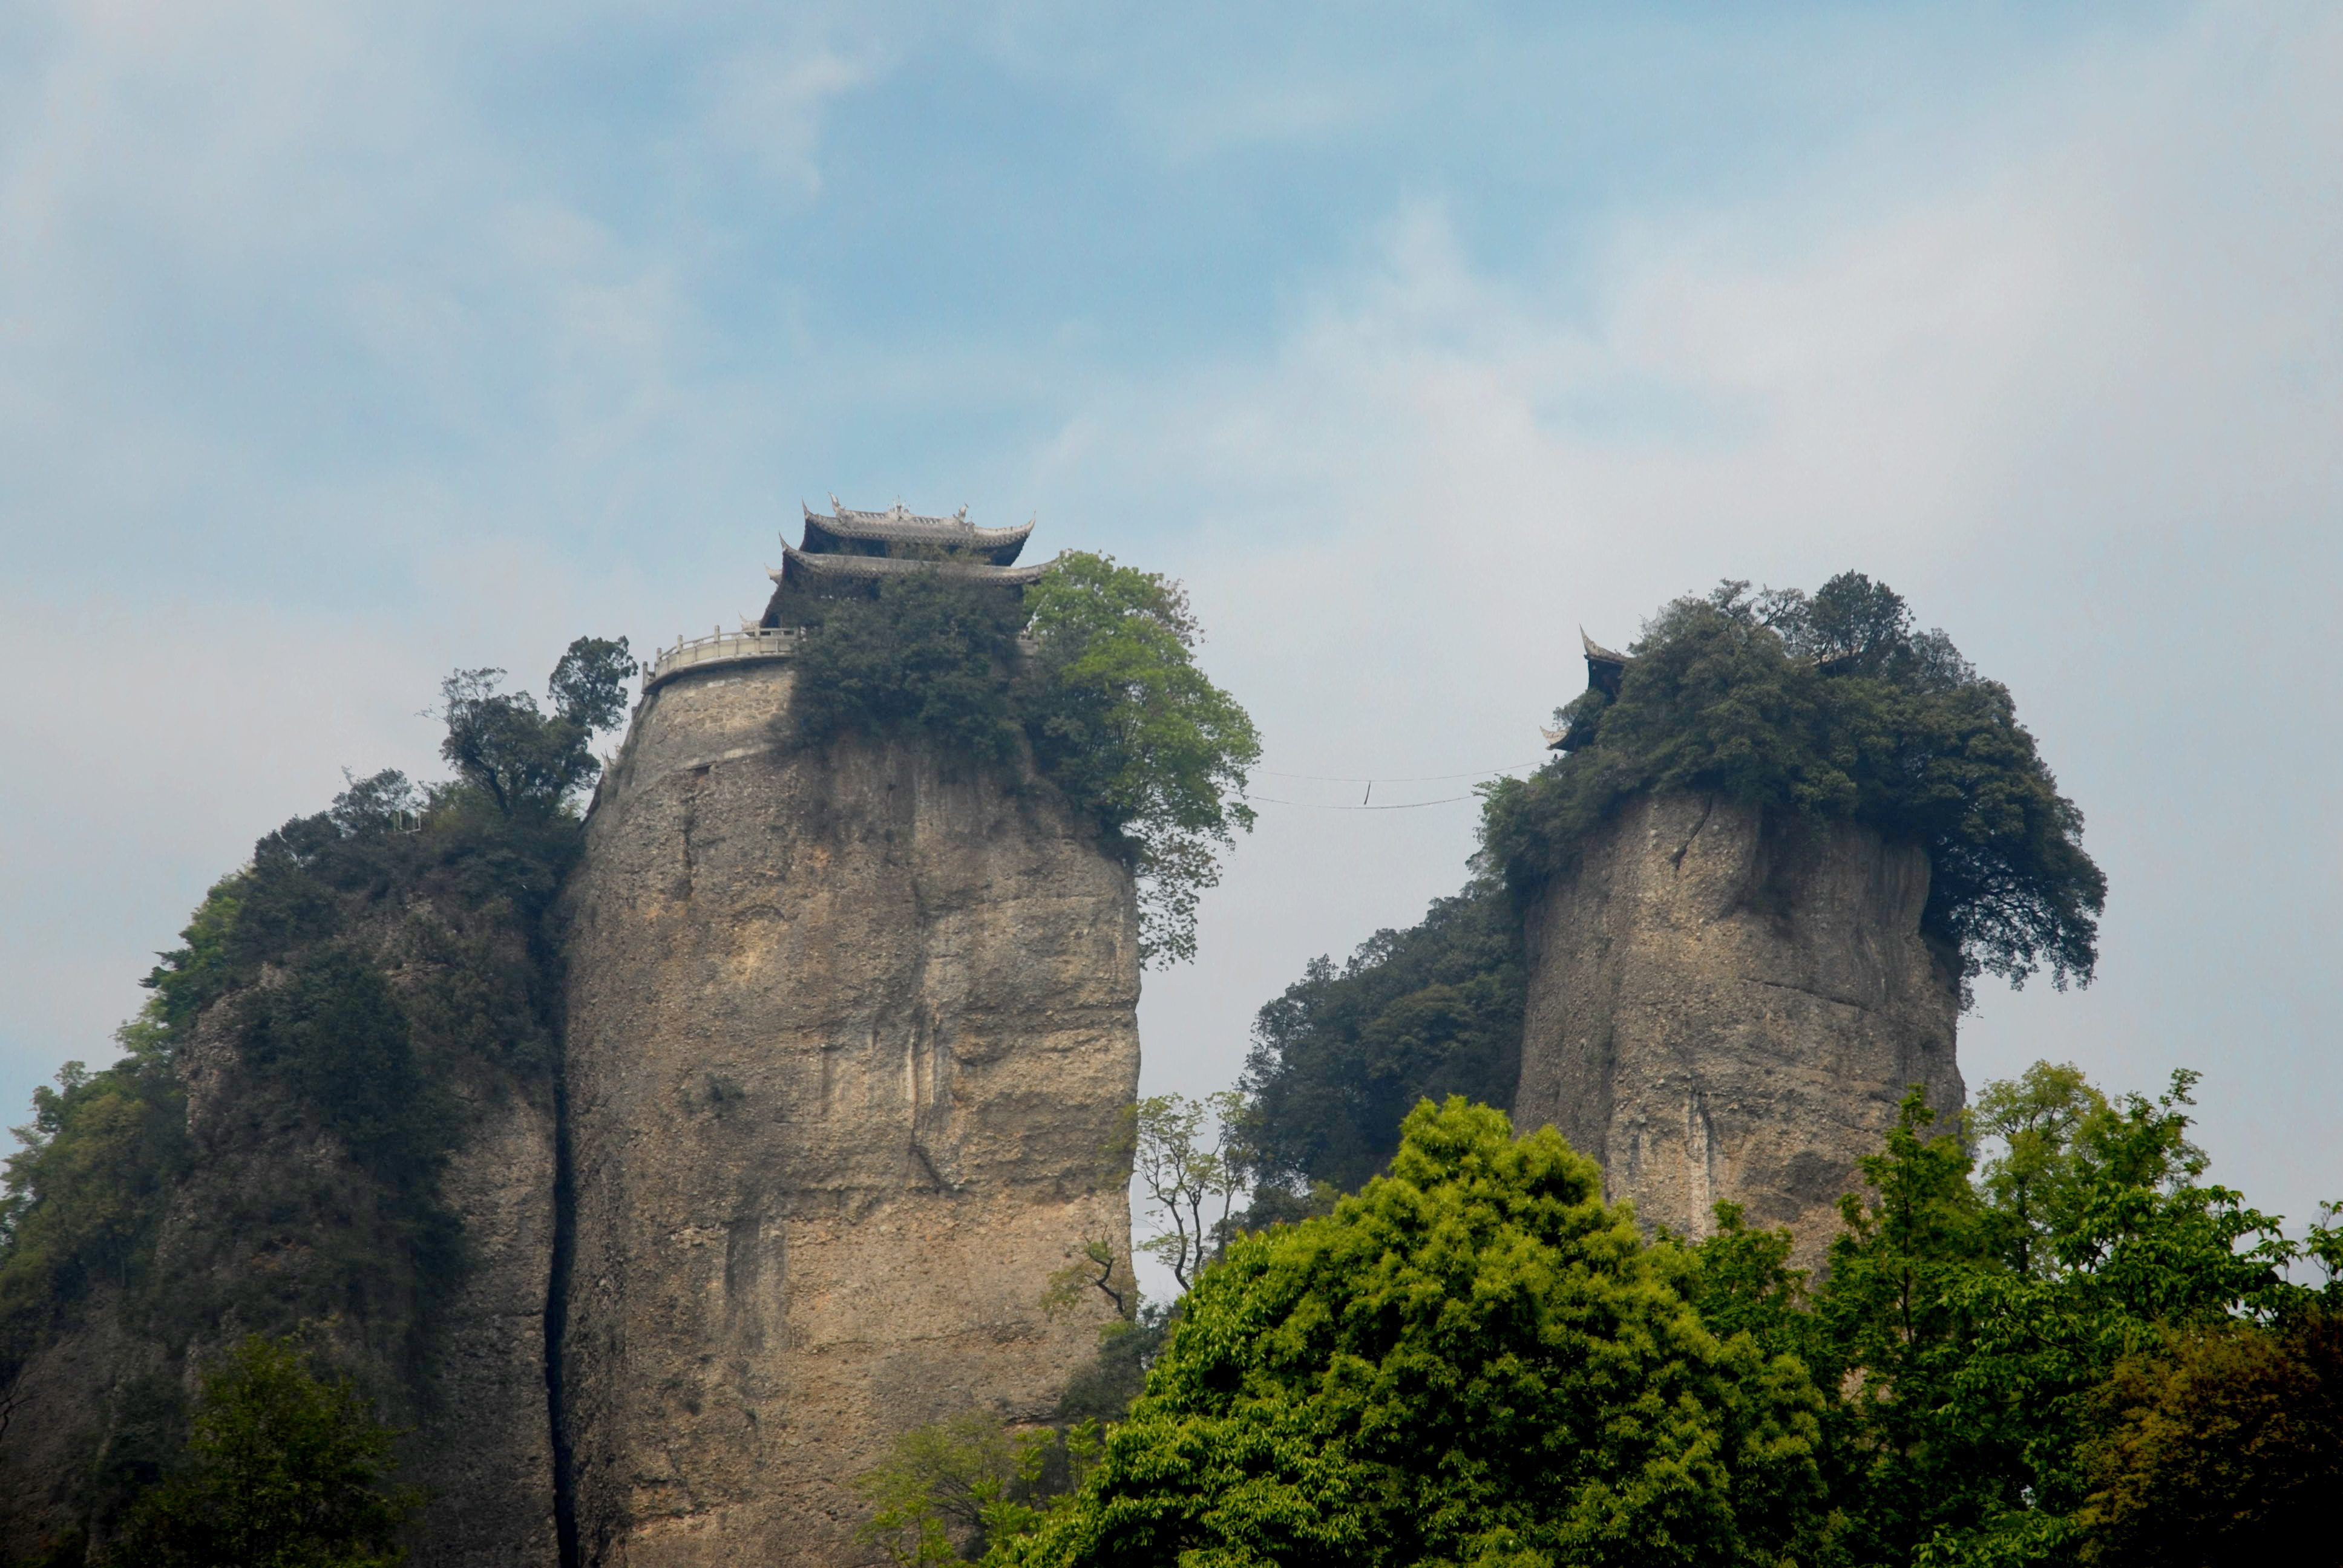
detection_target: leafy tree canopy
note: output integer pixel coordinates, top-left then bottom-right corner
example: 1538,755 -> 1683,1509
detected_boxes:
986,1098 -> 1833,1568
109,1333 -> 421,1568
789,552 -> 1260,964
1481,574 -> 2106,997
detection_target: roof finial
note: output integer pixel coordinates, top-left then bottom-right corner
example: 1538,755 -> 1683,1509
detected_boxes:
828,492 -> 845,517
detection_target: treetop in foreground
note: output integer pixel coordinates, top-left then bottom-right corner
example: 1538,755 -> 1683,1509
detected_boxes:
986,1097 -> 1831,1568
1482,573 -> 2105,997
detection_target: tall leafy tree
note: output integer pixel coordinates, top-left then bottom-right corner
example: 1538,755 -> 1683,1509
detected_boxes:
1800,1073 -> 2336,1566
1239,878 -> 1525,1196
1020,552 -> 1260,965
988,1099 -> 1833,1568
436,635 -> 635,815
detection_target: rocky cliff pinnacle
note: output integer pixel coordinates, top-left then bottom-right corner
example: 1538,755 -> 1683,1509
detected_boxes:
557,656 -> 1140,1567
1513,791 -> 1965,1264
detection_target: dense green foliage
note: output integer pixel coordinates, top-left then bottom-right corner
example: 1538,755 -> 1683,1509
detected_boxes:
986,1099 -> 1833,1568
110,1334 -> 421,1568
0,1045 -> 188,1380
1482,575 -> 2105,996
792,573 -> 1031,759
861,1063 -> 2341,1567
2074,1312 -> 2341,1564
790,552 -> 1260,964
1680,1069 -> 2343,1568
1020,554 -> 1261,964
1237,879 -> 1524,1196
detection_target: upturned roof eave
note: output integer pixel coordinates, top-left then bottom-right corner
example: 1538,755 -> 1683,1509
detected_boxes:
773,544 -> 1055,587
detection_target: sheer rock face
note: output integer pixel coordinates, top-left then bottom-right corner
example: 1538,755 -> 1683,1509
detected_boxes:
560,661 -> 1139,1568
1514,792 -> 1963,1263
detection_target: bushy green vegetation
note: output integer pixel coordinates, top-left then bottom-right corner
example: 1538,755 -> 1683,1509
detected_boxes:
110,1333 -> 421,1568
790,552 -> 1260,964
436,636 -> 634,815
1482,575 -> 2106,996
873,1066 -> 2339,1567
1238,878 -> 1524,1197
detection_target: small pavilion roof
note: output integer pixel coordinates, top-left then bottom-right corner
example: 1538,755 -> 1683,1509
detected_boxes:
773,544 -> 1055,589
799,498 -> 1035,564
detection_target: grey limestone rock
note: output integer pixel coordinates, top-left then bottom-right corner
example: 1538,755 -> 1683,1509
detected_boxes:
559,658 -> 1139,1567
1513,791 -> 1964,1265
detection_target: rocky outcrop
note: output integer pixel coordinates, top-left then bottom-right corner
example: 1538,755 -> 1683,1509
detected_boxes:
560,659 -> 1139,1567
0,910 -> 564,1568
1513,792 -> 1963,1262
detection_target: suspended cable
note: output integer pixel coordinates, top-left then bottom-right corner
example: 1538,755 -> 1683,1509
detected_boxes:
1253,759 -> 1550,785
1240,792 -> 1479,811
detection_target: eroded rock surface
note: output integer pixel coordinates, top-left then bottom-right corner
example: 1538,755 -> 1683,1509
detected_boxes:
1514,792 -> 1963,1263
560,661 -> 1138,1567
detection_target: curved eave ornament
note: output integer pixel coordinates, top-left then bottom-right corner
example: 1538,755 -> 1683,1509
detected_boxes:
1542,626 -> 1634,752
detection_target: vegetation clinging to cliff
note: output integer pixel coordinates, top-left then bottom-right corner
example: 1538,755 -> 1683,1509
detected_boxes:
791,552 -> 1260,965
1237,878 -> 1524,1197
1,636 -> 618,1498
1019,554 -> 1260,965
1481,573 -> 2106,996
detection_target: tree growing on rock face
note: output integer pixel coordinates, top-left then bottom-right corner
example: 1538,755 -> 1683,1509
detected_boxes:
986,1098 -> 1833,1568
108,1333 -> 421,1568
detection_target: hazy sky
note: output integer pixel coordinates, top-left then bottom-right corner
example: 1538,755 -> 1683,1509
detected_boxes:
4,2 -> 2338,1250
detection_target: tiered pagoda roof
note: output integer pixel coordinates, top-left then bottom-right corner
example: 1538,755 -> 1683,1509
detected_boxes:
770,498 -> 1050,592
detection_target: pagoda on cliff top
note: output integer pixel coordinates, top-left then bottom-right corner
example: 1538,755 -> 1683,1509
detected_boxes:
759,497 -> 1051,626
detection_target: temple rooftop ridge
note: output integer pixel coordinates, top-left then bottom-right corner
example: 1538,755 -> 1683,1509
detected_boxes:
800,497 -> 1035,563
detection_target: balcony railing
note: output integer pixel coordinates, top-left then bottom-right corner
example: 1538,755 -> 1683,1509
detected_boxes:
644,625 -> 810,690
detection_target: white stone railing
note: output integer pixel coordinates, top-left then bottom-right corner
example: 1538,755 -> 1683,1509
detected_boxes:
645,625 -> 810,690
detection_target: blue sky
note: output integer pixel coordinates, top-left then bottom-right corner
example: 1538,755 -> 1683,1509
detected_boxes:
5,1 -> 2339,1255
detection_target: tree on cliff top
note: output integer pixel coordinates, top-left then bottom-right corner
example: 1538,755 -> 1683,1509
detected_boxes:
792,552 -> 1260,965
1481,574 -> 2105,997
984,1098 -> 1833,1568
436,635 -> 635,815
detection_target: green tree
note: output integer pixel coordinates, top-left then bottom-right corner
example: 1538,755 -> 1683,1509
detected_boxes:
1803,1073 -> 2333,1566
1129,1091 -> 1250,1292
791,572 -> 1029,759
785,552 -> 1259,965
1020,552 -> 1260,964
1483,575 -> 2105,999
110,1334 -> 422,1567
436,635 -> 635,815
2074,1312 -> 2342,1566
988,1098 -> 1832,1568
